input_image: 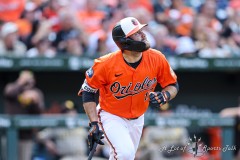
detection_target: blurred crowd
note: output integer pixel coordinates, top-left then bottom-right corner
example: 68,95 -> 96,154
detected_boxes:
0,0 -> 240,59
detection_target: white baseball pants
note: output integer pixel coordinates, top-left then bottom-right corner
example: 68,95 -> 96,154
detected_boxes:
97,106 -> 144,160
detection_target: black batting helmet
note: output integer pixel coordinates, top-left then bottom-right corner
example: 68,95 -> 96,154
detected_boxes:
112,17 -> 150,52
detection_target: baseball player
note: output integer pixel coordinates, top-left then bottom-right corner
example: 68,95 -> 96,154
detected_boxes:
78,17 -> 179,160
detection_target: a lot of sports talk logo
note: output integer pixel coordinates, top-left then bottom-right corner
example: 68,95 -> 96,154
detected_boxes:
159,135 -> 236,157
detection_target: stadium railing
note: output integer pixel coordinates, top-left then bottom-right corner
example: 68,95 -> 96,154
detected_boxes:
0,113 -> 235,160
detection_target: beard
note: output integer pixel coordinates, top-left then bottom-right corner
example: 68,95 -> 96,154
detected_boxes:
143,39 -> 150,49
142,39 -> 150,51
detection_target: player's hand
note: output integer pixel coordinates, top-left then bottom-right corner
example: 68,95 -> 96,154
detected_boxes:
149,91 -> 170,107
88,121 -> 104,151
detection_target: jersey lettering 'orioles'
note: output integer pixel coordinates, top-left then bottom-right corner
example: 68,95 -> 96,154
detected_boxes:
79,48 -> 177,119
110,77 -> 157,99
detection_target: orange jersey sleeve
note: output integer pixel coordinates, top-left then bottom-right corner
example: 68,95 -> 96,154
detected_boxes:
154,49 -> 177,88
78,55 -> 110,96
85,58 -> 108,89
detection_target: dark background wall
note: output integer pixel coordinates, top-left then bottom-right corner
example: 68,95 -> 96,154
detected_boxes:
0,70 -> 239,114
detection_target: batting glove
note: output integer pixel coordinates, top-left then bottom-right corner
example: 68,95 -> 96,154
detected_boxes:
149,91 -> 170,107
88,121 -> 104,151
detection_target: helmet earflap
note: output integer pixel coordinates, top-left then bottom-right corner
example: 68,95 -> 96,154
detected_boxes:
114,36 -> 149,52
119,38 -> 130,45
121,38 -> 133,48
125,39 -> 131,44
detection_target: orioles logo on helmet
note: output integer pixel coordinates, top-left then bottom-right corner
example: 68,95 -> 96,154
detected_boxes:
131,19 -> 138,26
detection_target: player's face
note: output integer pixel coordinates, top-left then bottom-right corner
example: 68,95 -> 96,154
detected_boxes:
130,29 -> 150,48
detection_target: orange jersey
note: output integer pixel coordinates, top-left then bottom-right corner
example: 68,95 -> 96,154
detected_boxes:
80,49 -> 177,118
0,0 -> 25,22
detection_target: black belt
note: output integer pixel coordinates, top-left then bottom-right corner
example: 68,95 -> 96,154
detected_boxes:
126,117 -> 139,120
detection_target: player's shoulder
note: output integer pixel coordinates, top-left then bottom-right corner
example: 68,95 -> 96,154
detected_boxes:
146,48 -> 166,59
94,50 -> 121,64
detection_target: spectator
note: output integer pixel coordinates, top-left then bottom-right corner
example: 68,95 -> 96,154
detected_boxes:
151,24 -> 177,56
219,18 -> 240,57
227,9 -> 240,47
220,106 -> 240,118
26,36 -> 56,58
86,23 -> 109,58
0,0 -> 25,22
192,15 -> 209,53
42,0 -> 69,32
16,1 -> 43,49
175,36 -> 196,57
3,70 -> 45,160
123,0 -> 154,14
0,0 -> 239,59
0,22 -> 27,57
53,9 -> 86,56
36,100 -> 89,160
164,0 -> 195,37
85,1 -> 130,57
196,0 -> 222,34
153,0 -> 171,26
58,30 -> 85,56
76,0 -> 106,34
198,32 -> 231,58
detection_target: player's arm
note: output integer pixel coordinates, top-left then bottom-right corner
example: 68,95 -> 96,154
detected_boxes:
151,53 -> 179,107
82,91 -> 98,122
79,60 -> 106,122
79,79 -> 99,122
81,83 -> 104,151
150,82 -> 179,107
162,82 -> 179,101
79,62 -> 106,151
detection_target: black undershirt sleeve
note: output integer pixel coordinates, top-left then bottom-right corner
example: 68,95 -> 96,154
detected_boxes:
82,91 -> 96,103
